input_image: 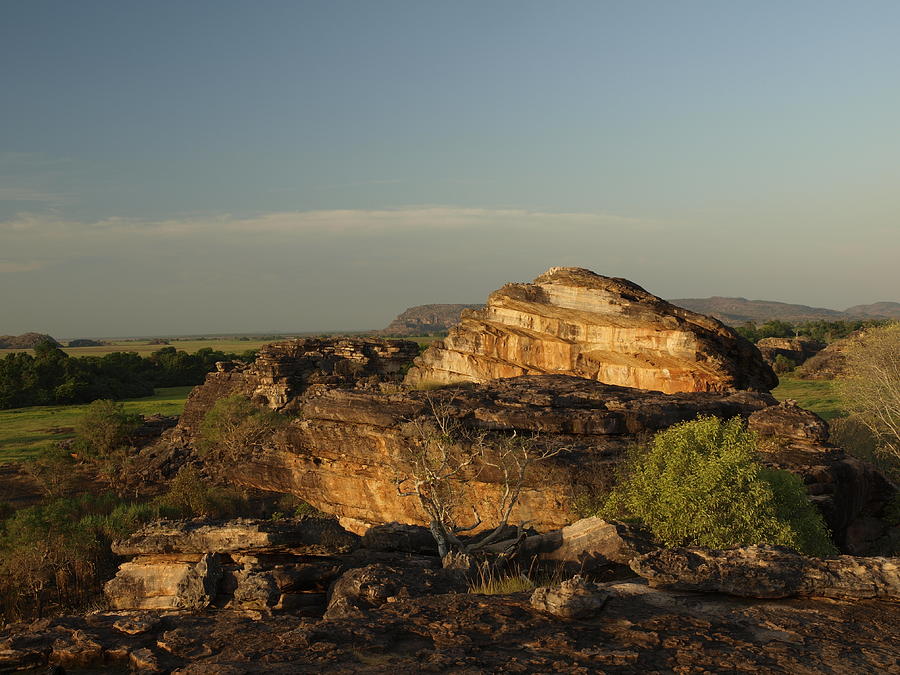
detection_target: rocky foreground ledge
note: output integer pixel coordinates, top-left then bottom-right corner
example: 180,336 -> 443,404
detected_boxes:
3,519 -> 899,673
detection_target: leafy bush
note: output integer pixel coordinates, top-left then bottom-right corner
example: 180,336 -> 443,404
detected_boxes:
601,416 -> 836,556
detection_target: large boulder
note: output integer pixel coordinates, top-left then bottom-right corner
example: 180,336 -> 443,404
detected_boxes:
404,267 -> 776,394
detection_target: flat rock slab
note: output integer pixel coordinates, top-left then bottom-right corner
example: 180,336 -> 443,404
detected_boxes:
631,544 -> 900,599
112,518 -> 358,556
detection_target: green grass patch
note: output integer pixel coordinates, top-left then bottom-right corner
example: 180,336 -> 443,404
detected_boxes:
0,387 -> 192,463
772,376 -> 846,420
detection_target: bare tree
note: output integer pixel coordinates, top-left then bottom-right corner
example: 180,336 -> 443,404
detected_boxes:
838,322 -> 900,461
396,392 -> 562,559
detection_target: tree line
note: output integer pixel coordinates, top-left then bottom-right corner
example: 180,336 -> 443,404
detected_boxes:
0,340 -> 256,409
734,318 -> 891,344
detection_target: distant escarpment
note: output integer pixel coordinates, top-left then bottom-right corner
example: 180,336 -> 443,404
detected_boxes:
0,332 -> 59,349
404,267 -> 776,394
670,297 -> 900,324
378,303 -> 483,336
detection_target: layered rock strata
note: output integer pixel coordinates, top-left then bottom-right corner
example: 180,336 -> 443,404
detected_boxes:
405,267 -> 777,393
179,337 -> 419,430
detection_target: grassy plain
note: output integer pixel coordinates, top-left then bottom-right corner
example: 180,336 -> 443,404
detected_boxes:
0,334 -> 438,358
0,387 -> 192,463
771,376 -> 845,420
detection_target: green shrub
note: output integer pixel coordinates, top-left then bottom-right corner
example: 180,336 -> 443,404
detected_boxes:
74,399 -> 141,458
198,395 -> 286,466
601,416 -> 836,556
155,465 -> 248,519
772,354 -> 796,374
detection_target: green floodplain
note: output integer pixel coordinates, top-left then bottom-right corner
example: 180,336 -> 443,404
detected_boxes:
0,374 -> 839,464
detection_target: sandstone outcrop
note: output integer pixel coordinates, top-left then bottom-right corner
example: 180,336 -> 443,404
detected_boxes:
756,336 -> 824,368
185,336 -> 419,421
630,545 -> 900,600
796,331 -> 865,380
378,303 -> 483,337
404,267 -> 776,393
147,359 -> 896,552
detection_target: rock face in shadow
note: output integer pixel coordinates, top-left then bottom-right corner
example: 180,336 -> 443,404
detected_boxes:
748,401 -> 898,555
630,545 -> 900,600
404,267 -> 777,394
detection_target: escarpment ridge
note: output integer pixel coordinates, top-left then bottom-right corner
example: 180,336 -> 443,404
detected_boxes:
404,267 -> 777,394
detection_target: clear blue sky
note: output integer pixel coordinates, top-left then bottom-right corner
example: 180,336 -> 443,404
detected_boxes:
2,1 -> 898,336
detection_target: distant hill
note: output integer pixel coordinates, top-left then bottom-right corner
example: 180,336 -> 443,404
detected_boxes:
668,297 -> 900,325
667,297 -> 846,324
0,333 -> 59,349
842,302 -> 900,319
378,304 -> 483,336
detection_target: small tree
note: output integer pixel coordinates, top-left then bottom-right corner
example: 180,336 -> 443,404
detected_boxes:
601,416 -> 836,556
838,322 -> 900,462
396,392 -> 562,558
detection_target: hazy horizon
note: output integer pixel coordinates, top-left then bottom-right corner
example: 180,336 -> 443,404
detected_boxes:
4,1 -> 899,336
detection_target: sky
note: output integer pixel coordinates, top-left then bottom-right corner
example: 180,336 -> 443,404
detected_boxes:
2,1 -> 899,337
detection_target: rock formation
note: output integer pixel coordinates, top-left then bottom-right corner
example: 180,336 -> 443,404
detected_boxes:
378,303 -> 483,336
0,332 -> 59,349
756,336 -> 824,368
630,545 -> 900,600
796,331 -> 865,380
225,376 -> 776,534
404,267 -> 776,393
146,358 -> 896,551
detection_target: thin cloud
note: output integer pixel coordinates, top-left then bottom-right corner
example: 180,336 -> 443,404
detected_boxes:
0,259 -> 47,274
1,207 -> 658,239
0,187 -> 69,203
